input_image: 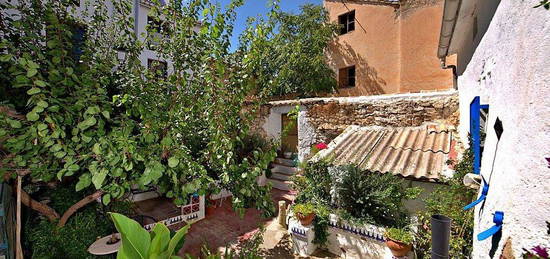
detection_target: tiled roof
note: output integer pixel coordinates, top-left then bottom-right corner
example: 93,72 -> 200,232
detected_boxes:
315,124 -> 455,181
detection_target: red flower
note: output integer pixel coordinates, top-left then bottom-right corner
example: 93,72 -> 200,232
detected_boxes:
315,142 -> 328,150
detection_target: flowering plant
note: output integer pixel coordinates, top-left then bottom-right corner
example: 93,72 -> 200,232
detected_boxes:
523,246 -> 549,259
315,142 -> 328,150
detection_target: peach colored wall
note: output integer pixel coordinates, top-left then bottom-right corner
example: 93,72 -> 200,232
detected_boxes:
325,1 -> 401,96
399,2 -> 454,92
324,0 -> 454,97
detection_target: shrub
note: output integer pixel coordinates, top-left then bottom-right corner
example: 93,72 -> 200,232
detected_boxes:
23,184 -> 132,259
334,165 -> 420,227
292,160 -> 332,206
385,227 -> 414,245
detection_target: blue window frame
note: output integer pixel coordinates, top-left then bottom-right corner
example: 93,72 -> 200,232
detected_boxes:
470,97 -> 489,174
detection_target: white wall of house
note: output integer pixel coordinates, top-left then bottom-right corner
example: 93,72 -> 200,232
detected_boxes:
455,1 -> 549,257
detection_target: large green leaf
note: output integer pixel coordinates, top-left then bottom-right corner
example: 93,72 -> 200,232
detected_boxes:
92,168 -> 108,189
166,225 -> 190,257
148,223 -> 170,257
75,173 -> 92,191
110,213 -> 151,259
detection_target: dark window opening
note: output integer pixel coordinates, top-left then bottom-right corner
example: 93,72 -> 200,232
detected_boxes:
71,24 -> 86,62
494,117 -> 503,140
339,66 -> 356,88
338,11 -> 355,35
148,59 -> 167,78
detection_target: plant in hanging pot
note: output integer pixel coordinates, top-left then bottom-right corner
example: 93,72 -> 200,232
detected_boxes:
384,227 -> 414,257
293,203 -> 316,226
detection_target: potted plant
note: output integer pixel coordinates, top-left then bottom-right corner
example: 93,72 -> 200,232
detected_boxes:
384,227 -> 414,257
293,203 -> 316,226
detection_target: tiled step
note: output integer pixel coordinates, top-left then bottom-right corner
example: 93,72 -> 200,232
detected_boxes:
271,172 -> 291,181
268,178 -> 293,191
274,158 -> 295,167
271,164 -> 299,175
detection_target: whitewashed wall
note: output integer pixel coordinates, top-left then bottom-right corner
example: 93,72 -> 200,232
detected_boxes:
456,1 -> 550,257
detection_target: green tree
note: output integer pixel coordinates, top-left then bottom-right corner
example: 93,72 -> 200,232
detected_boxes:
0,0 -> 277,227
240,2 -> 339,97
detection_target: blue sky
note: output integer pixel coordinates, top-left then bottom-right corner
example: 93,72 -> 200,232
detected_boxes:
216,0 -> 323,49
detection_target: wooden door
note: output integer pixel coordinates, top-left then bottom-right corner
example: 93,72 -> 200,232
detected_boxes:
281,114 -> 298,153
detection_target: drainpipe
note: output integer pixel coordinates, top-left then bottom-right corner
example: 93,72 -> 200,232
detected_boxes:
441,59 -> 458,90
431,214 -> 452,259
437,0 -> 462,90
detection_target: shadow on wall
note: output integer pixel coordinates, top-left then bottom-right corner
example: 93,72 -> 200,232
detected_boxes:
326,41 -> 387,96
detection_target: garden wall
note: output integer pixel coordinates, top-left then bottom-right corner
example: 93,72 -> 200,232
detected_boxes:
257,90 -> 459,161
288,213 -> 414,259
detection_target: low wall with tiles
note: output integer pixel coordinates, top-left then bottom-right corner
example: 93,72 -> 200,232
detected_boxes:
289,213 -> 414,259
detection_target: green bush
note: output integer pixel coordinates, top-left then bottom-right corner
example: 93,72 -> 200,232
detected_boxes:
335,165 -> 420,227
23,184 -> 133,259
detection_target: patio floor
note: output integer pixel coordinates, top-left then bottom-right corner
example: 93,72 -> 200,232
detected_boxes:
177,189 -> 295,257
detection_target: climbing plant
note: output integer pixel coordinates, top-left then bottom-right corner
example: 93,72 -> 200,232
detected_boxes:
0,0 -> 280,226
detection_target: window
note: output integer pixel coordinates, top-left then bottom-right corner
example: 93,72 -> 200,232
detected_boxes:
339,66 -> 356,88
147,59 -> 167,78
470,97 -> 489,174
338,11 -> 355,35
71,23 -> 86,61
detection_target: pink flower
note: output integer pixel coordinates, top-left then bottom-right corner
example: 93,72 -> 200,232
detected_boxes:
315,142 -> 328,150
532,246 -> 549,258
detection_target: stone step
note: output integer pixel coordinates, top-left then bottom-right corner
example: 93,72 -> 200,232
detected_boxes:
268,178 -> 293,191
274,158 -> 295,167
271,164 -> 299,175
271,172 -> 292,181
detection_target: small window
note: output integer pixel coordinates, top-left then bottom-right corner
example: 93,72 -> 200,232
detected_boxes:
338,11 -> 355,35
147,59 -> 167,78
339,66 -> 356,88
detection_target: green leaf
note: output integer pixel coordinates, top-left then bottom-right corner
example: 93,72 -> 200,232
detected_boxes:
27,68 -> 38,77
37,123 -> 48,131
168,157 -> 179,168
92,168 -> 108,189
75,173 -> 92,191
26,112 -> 39,121
81,134 -> 92,143
34,80 -> 47,87
102,111 -> 110,119
27,87 -> 41,95
161,137 -> 173,146
67,164 -> 80,171
110,213 -> 151,259
0,54 -> 12,62
36,100 -> 48,107
8,119 -> 22,128
167,225 -> 190,257
149,224 -> 170,256
92,143 -> 101,155
102,193 -> 111,205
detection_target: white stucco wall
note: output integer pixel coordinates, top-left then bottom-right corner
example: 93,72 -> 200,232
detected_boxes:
455,1 -> 550,257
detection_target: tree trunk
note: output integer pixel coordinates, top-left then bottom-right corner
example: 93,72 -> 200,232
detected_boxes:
19,188 -> 60,222
57,190 -> 103,227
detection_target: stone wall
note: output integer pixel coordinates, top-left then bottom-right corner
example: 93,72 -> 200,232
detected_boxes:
302,91 -> 458,142
263,91 -> 459,161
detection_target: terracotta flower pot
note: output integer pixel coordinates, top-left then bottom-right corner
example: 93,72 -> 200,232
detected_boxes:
385,238 -> 412,257
296,212 -> 315,226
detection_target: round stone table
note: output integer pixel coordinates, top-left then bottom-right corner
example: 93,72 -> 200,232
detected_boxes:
88,233 -> 121,256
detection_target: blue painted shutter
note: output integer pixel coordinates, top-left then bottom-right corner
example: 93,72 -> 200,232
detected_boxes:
470,97 -> 481,174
